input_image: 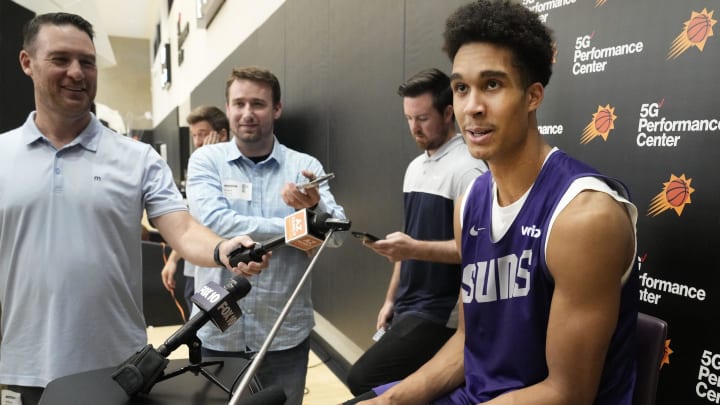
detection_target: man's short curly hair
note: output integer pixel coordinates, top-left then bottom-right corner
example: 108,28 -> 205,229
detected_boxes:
443,0 -> 554,89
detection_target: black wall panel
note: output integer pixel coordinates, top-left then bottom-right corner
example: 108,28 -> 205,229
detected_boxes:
319,0 -> 408,346
152,108 -> 181,184
0,0 -> 35,133
402,0 -> 464,77
281,0 -> 329,162
178,126 -> 190,186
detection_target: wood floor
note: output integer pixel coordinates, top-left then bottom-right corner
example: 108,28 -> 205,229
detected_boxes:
147,325 -> 353,405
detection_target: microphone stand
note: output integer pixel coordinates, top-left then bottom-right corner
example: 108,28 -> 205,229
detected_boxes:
155,335 -> 230,394
227,229 -> 337,405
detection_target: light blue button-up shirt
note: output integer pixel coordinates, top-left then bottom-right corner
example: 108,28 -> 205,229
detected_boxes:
186,137 -> 345,352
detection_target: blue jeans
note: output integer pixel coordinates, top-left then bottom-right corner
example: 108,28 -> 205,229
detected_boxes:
201,337 -> 310,405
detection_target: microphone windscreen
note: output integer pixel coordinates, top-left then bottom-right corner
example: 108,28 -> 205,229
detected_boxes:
224,275 -> 252,300
239,385 -> 287,405
310,211 -> 332,233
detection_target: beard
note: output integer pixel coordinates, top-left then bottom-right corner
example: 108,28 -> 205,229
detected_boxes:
414,134 -> 445,152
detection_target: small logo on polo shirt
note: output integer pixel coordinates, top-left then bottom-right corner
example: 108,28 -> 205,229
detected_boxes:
94,176 -> 102,181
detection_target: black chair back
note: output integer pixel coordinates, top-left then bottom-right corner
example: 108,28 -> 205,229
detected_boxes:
633,312 -> 668,405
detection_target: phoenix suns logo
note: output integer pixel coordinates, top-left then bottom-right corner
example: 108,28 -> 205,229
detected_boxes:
663,340 -> 673,369
580,104 -> 616,144
647,174 -> 695,217
595,0 -> 607,7
668,9 -> 717,59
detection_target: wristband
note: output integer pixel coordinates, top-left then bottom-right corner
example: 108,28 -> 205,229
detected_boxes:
213,240 -> 226,267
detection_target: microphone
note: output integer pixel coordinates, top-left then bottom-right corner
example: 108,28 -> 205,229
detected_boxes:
228,208 -> 351,267
311,212 -> 352,232
238,385 -> 287,405
284,208 -> 329,250
158,276 -> 252,356
111,277 -> 252,396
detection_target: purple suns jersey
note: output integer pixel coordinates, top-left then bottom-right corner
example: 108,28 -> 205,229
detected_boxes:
448,151 -> 638,405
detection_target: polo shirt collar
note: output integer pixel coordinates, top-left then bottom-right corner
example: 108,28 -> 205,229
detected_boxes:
21,111 -> 102,152
423,133 -> 463,162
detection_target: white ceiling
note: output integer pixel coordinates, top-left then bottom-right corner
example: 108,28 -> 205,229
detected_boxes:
12,0 -> 161,67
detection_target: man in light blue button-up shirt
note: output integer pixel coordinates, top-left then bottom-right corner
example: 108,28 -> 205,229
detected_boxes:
186,66 -> 346,405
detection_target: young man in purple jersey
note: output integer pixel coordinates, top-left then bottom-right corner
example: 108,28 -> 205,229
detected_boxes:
349,1 -> 639,404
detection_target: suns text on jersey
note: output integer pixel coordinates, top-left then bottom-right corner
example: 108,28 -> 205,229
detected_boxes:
461,249 -> 533,303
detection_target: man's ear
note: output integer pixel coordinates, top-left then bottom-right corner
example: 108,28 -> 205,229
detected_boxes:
443,104 -> 454,123
273,101 -> 283,120
19,50 -> 33,77
526,82 -> 544,113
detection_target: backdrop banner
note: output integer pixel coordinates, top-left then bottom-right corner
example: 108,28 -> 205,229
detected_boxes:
531,1 -> 719,403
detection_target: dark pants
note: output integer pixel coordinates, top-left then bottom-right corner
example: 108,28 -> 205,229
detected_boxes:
345,314 -> 455,396
5,385 -> 44,405
201,337 -> 310,405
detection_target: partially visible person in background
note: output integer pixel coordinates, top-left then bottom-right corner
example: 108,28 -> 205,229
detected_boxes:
0,13 -> 267,405
161,105 -> 229,312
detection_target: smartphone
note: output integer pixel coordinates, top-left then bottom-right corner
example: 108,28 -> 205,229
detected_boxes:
352,231 -> 381,242
297,172 -> 335,190
372,326 -> 387,342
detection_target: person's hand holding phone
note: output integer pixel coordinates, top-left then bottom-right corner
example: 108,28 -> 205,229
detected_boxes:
281,169 -> 325,209
362,231 -> 416,262
352,231 -> 381,243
